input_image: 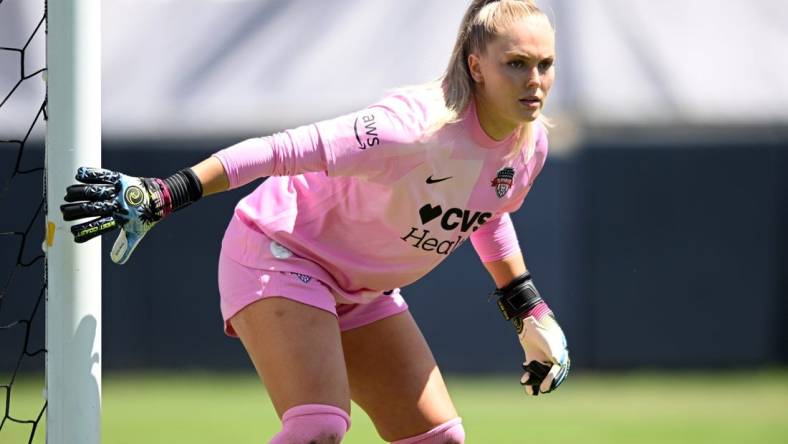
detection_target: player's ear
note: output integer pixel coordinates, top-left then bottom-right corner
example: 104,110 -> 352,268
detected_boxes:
468,53 -> 484,84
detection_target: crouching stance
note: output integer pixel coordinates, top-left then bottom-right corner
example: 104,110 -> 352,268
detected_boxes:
228,293 -> 467,444
60,1 -> 571,442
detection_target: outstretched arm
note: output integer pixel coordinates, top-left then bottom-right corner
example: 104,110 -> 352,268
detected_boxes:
61,92 -> 429,263
61,153 -> 233,264
60,163 -> 212,264
60,125 -> 321,263
190,156 -> 230,197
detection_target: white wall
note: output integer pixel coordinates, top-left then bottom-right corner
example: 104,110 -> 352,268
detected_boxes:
1,0 -> 787,138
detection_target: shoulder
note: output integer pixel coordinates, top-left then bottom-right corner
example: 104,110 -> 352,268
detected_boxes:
370,86 -> 446,140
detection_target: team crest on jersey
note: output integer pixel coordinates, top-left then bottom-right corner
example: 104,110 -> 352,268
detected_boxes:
491,167 -> 516,198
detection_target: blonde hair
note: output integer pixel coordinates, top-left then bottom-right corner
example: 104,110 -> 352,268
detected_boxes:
429,0 -> 553,160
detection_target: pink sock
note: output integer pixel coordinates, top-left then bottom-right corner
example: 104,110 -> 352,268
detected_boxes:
269,404 -> 351,444
391,418 -> 465,444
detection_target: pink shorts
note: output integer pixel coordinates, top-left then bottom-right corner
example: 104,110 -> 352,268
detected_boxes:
218,252 -> 409,337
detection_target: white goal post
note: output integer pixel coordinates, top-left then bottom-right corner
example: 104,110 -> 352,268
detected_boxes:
45,1 -> 102,443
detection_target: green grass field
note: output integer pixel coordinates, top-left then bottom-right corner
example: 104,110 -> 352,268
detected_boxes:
3,370 -> 787,443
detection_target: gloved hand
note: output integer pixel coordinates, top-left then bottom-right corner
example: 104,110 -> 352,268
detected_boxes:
494,273 -> 571,396
60,166 -> 202,264
60,167 -> 168,264
517,308 -> 570,396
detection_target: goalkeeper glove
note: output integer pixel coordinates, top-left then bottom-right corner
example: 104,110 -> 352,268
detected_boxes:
494,273 -> 570,396
60,167 -> 202,264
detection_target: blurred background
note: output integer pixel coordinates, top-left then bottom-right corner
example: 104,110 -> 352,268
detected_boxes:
1,0 -> 787,442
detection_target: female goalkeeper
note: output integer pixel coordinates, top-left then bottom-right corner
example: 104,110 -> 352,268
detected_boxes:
61,1 -> 570,442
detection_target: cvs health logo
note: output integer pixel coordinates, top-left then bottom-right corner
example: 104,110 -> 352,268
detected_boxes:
400,204 -> 493,256
417,204 -> 492,233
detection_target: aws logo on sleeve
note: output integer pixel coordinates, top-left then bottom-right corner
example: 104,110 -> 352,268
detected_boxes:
354,113 -> 380,150
400,204 -> 494,256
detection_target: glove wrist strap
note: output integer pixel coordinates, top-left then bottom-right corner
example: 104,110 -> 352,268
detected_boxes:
161,168 -> 203,215
526,301 -> 552,320
494,272 -> 544,321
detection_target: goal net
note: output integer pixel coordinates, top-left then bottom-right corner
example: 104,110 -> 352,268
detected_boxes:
2,1 -> 102,442
0,0 -> 47,441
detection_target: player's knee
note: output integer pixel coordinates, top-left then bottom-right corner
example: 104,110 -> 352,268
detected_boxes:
390,418 -> 465,444
269,404 -> 351,444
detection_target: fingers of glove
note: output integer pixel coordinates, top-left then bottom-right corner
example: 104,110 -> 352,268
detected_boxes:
555,348 -> 570,367
524,360 -> 552,381
525,360 -> 569,395
75,167 -> 121,185
71,217 -> 118,243
110,229 -> 143,264
552,360 -> 570,389
64,184 -> 116,202
538,364 -> 562,394
521,361 -> 551,397
111,230 -> 129,264
520,372 -> 537,396
61,200 -> 120,221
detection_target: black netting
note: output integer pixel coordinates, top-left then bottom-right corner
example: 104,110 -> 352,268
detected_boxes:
0,0 -> 47,442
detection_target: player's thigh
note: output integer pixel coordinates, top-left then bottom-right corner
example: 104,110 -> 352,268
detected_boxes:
341,310 -> 458,442
230,297 -> 350,417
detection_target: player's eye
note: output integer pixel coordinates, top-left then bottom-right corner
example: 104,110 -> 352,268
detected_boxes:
507,60 -> 525,69
538,59 -> 554,72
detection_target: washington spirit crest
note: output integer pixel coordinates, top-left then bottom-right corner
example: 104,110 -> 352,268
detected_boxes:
491,167 -> 516,198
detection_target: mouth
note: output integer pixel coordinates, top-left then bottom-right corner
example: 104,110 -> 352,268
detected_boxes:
519,96 -> 542,108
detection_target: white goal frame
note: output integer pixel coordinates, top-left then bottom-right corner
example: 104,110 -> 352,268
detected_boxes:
45,1 -> 102,443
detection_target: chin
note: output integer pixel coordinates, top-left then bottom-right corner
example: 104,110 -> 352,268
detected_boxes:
512,107 -> 541,123
517,112 -> 540,123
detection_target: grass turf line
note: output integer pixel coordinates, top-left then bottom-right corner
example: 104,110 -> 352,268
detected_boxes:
2,370 -> 787,443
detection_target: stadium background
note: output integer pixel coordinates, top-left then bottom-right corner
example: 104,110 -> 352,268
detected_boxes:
1,0 -> 786,443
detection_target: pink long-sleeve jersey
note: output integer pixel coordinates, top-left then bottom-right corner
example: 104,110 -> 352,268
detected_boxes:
213,89 -> 548,304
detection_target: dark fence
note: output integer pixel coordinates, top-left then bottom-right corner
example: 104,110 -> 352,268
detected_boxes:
1,135 -> 785,373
